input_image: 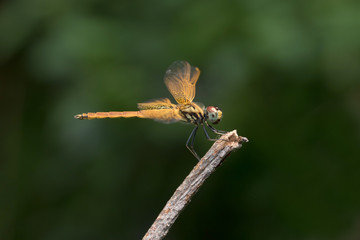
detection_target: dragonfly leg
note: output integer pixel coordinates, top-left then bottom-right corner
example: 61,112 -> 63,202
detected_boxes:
202,124 -> 218,141
206,122 -> 228,135
186,126 -> 201,161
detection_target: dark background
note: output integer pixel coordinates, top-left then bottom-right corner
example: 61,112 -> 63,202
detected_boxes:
1,0 -> 360,239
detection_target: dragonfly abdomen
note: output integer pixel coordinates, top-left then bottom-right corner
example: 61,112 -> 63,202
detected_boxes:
75,109 -> 184,123
74,111 -> 141,120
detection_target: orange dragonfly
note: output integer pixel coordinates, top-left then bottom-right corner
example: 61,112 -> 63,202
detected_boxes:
74,61 -> 226,159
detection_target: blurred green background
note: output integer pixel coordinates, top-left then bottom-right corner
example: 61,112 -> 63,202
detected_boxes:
1,0 -> 360,239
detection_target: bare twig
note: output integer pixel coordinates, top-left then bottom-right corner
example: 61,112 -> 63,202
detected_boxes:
142,130 -> 248,240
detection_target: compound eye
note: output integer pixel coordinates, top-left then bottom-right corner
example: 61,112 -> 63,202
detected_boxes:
209,112 -> 218,122
206,106 -> 222,124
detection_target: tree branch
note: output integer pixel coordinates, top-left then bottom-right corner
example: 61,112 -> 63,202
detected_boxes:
142,130 -> 248,240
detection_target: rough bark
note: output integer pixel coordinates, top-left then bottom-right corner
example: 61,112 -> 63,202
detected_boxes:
143,130 -> 248,240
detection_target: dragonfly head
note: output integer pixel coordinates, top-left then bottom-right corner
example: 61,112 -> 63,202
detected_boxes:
206,106 -> 222,124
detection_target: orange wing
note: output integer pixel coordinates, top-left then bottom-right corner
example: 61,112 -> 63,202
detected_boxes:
137,98 -> 182,123
137,98 -> 176,110
164,61 -> 200,105
138,109 -> 183,123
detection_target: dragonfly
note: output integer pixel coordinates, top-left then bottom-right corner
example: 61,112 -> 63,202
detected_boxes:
74,60 -> 227,160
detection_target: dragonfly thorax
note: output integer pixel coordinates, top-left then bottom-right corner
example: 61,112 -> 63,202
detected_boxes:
205,106 -> 222,125
178,102 -> 205,125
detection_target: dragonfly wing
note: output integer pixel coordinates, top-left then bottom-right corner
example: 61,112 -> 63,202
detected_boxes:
164,61 -> 200,105
139,108 -> 183,123
137,98 -> 176,110
138,99 -> 183,123
190,65 -> 200,85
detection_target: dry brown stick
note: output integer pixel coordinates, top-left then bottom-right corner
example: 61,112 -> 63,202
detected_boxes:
142,130 -> 248,240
